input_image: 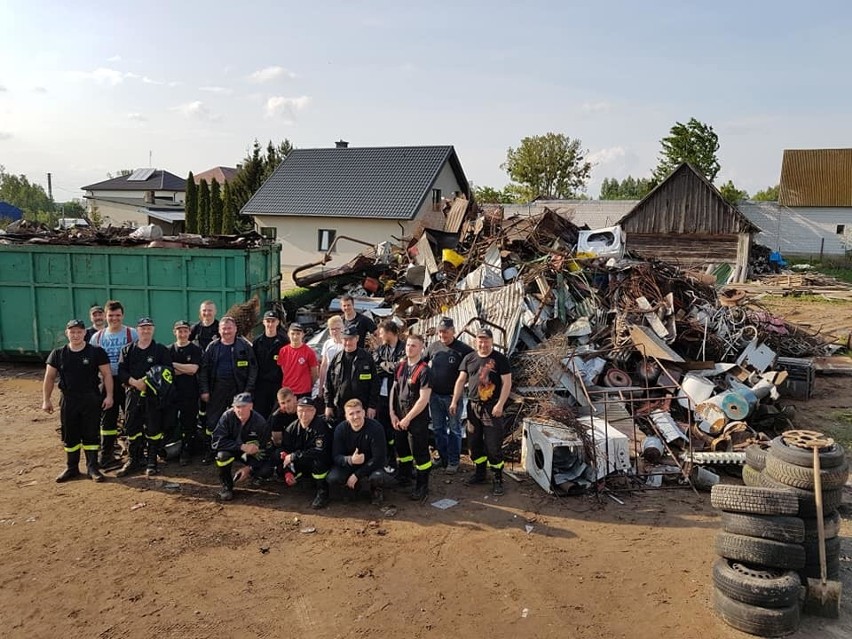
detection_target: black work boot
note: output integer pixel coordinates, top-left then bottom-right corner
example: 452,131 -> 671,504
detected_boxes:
370,485 -> 384,506
56,450 -> 81,483
84,450 -> 105,482
492,468 -> 505,496
311,480 -> 330,509
98,435 -> 121,470
145,442 -> 160,477
179,433 -> 194,466
466,462 -> 487,485
116,440 -> 144,477
218,466 -> 234,501
410,468 -> 430,501
200,434 -> 214,465
395,460 -> 413,487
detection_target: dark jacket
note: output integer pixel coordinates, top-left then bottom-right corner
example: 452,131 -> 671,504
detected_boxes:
211,408 -> 269,455
331,417 -> 386,479
324,348 -> 379,412
252,332 -> 287,388
281,415 -> 333,467
199,336 -> 258,395
118,340 -> 172,386
374,340 -> 405,403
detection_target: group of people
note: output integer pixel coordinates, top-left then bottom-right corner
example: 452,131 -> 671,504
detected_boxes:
42,294 -> 513,508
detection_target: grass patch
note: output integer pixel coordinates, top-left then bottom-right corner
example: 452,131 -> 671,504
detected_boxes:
823,411 -> 852,452
783,293 -> 851,305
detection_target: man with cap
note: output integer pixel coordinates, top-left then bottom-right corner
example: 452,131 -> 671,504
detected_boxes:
89,300 -> 137,469
198,316 -> 258,464
167,320 -> 203,465
277,397 -> 333,509
425,317 -> 473,473
252,311 -> 288,418
373,319 -> 405,474
211,392 -> 273,501
329,399 -> 391,505
324,326 -> 379,421
451,327 -> 512,496
116,317 -> 173,477
85,305 -> 106,343
340,294 -> 377,349
277,322 -> 318,399
42,319 -> 114,482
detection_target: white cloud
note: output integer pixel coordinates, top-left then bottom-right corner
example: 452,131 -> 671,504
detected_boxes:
199,86 -> 233,95
172,100 -> 218,121
588,146 -> 627,166
127,112 -> 147,122
248,66 -> 297,83
107,54 -> 122,62
0,131 -> 12,140
265,95 -> 311,120
33,86 -> 47,94
67,67 -> 131,86
581,100 -> 612,115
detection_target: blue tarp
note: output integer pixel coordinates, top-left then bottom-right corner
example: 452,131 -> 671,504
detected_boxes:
0,202 -> 24,221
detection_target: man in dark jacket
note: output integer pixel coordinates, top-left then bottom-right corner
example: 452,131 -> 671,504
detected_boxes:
199,316 -> 258,464
328,399 -> 391,505
211,392 -> 272,501
323,326 -> 379,421
373,319 -> 405,471
251,311 -> 287,418
167,320 -> 203,465
278,397 -> 333,509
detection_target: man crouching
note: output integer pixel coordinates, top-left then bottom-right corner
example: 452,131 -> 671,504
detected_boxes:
212,392 -> 273,501
278,397 -> 333,509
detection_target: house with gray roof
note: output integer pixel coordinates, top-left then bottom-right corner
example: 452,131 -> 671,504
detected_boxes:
82,169 -> 186,232
242,142 -> 470,286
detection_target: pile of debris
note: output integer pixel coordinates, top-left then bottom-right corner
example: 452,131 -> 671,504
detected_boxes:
291,198 -> 845,491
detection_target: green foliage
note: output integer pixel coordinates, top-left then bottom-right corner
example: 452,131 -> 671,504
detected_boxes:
473,185 -> 516,204
718,180 -> 749,204
222,180 -> 235,234
88,204 -> 103,228
0,165 -> 54,217
231,138 -> 293,231
653,118 -> 720,183
58,199 -> 86,217
753,184 -> 780,201
502,132 -> 592,199
210,178 -> 223,236
198,180 -> 210,236
599,175 -> 654,200
184,172 -> 198,234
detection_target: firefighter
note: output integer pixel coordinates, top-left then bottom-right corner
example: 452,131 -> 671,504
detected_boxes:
167,320 -> 203,465
42,319 -> 114,482
278,397 -> 333,509
252,311 -> 287,418
323,326 -> 379,421
374,319 -> 405,474
451,328 -> 512,496
212,393 -> 273,501
390,334 -> 433,500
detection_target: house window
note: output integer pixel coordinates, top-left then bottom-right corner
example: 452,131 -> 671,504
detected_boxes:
836,224 -> 845,235
432,188 -> 442,211
259,227 -> 277,239
318,228 -> 336,252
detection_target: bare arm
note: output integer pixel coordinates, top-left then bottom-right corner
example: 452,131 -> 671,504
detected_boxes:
493,373 -> 512,417
173,362 -> 199,375
399,386 -> 432,429
450,371 -> 468,415
42,366 -> 58,413
99,363 -> 114,410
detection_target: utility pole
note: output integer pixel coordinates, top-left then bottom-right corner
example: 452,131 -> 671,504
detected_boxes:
47,172 -> 53,200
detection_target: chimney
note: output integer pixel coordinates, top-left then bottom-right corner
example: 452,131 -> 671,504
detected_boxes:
144,190 -> 154,204
335,139 -> 349,149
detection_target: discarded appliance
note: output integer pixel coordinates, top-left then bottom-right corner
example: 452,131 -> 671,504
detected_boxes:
576,226 -> 625,258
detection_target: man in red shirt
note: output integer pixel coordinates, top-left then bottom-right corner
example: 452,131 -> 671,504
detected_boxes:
277,323 -> 318,399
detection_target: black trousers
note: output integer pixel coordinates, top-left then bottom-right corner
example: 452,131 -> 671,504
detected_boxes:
394,416 -> 432,471
215,450 -> 275,479
100,377 -> 125,439
61,392 -> 101,453
125,389 -> 166,449
376,400 -> 398,462
252,380 -> 279,420
166,391 -> 198,442
467,401 -> 505,470
206,380 -> 238,433
328,466 -> 392,490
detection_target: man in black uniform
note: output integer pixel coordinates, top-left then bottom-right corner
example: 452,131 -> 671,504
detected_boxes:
85,305 -> 105,342
212,392 -> 273,501
329,399 -> 391,505
167,320 -> 203,465
340,294 -> 377,349
42,319 -> 114,482
373,319 -> 405,473
425,317 -> 473,473
278,397 -> 333,509
390,334 -> 433,500
198,316 -> 258,464
251,310 -> 287,419
269,387 -> 297,449
451,328 -> 512,496
324,326 -> 379,422
116,317 -> 173,477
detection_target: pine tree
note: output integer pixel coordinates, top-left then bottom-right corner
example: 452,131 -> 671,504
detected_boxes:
184,172 -> 197,233
222,180 -> 235,234
198,179 -> 210,236
210,178 -> 222,236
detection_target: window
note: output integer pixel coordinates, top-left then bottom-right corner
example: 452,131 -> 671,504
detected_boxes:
259,227 -> 277,239
318,228 -> 336,252
432,188 -> 442,211
836,224 -> 845,235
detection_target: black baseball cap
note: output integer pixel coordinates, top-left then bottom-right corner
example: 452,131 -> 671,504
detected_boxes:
232,392 -> 253,406
297,396 -> 316,407
288,322 -> 304,332
438,317 -> 454,329
476,328 -> 493,338
341,325 -> 359,338
66,319 -> 86,330
263,311 -> 279,320
137,317 -> 155,327
173,320 -> 191,329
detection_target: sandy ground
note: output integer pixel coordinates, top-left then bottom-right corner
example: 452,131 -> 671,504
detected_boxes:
1,298 -> 851,639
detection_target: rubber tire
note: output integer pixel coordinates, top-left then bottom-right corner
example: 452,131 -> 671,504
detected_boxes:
764,453 -> 849,491
712,558 -> 801,608
742,464 -> 762,487
802,535 -> 842,561
710,484 -> 799,516
720,512 -> 805,543
756,471 -> 844,517
713,588 -> 800,637
769,435 -> 846,469
802,510 -> 841,541
715,532 -> 805,570
745,444 -> 768,471
800,554 -> 841,581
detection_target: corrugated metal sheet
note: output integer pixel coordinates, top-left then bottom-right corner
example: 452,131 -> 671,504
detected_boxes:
779,149 -> 852,207
503,200 -> 636,229
443,196 -> 470,233
411,281 -> 526,354
739,201 -> 850,256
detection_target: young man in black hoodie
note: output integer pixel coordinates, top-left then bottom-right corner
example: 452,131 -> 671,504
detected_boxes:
328,399 -> 391,505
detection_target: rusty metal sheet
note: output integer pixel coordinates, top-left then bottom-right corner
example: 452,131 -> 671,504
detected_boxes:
628,325 -> 685,363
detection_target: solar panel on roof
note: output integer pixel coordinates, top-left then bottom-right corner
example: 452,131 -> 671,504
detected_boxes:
127,168 -> 156,181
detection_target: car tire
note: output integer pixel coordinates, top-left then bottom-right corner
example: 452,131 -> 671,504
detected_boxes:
745,444 -> 768,471
712,558 -> 801,608
715,532 -> 805,570
710,484 -> 798,516
713,588 -> 800,637
802,510 -> 841,542
768,434 -> 846,469
764,453 -> 849,491
720,512 -> 804,543
741,464 -> 762,487
756,471 -> 843,517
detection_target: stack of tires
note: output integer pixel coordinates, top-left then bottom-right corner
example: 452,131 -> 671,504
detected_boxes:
752,436 -> 848,582
710,485 -> 804,637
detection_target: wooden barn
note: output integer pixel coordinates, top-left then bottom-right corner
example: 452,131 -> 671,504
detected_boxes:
620,163 -> 759,282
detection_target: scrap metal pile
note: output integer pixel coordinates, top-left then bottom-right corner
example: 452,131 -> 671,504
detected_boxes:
296,198 -> 846,490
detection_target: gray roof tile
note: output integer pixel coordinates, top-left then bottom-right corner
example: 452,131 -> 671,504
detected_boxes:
82,170 -> 186,192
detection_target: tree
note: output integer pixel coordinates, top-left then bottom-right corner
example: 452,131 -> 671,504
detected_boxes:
0,165 -> 54,218
653,118 -> 720,183
719,180 -> 749,205
229,138 -> 294,232
473,185 -> 516,204
753,184 -> 780,201
184,172 -> 198,233
57,199 -> 86,217
502,132 -> 592,199
222,180 -> 235,234
599,175 -> 654,200
198,179 -> 210,236
210,178 -> 222,235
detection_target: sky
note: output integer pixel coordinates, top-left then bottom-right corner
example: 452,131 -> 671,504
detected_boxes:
1,0 -> 852,202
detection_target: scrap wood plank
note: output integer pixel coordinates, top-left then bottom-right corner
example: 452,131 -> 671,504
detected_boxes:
628,324 -> 685,363
813,356 -> 852,375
